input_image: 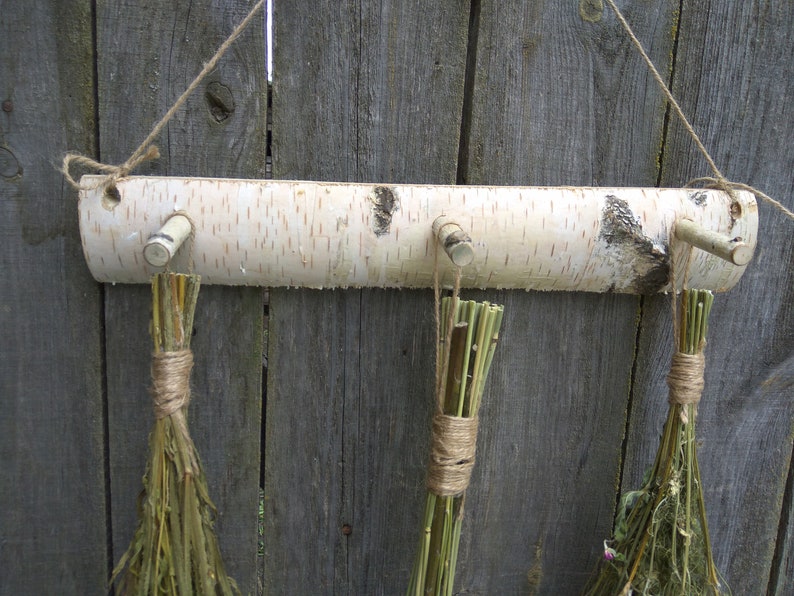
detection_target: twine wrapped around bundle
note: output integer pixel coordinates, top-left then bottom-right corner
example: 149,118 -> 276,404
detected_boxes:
668,351 -> 706,424
150,349 -> 200,473
151,350 -> 194,418
110,273 -> 239,596
667,351 -> 706,406
408,295 -> 504,596
426,414 -> 479,497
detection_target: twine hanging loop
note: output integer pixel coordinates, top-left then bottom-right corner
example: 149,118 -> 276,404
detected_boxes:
62,0 -> 265,192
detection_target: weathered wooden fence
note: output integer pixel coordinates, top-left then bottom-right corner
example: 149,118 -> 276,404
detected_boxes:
2,1 -> 793,594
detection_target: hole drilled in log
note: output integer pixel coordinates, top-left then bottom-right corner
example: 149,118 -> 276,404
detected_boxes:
102,185 -> 121,210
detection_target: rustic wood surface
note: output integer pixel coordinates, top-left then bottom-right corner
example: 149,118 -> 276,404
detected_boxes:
96,1 -> 267,592
624,2 -> 794,594
1,1 -> 793,594
0,2 -> 107,593
264,1 -> 471,593
448,2 -> 680,592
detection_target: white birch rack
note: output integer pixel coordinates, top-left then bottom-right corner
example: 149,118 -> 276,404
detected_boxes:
77,175 -> 758,294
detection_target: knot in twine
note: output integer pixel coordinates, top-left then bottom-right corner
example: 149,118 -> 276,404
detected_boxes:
151,349 -> 194,418
62,145 -> 161,191
61,0 -> 264,193
666,351 -> 705,408
426,414 -> 479,497
686,177 -> 794,221
604,0 -> 794,225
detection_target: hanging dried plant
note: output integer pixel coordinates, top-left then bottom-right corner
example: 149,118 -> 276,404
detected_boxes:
110,272 -> 239,595
407,297 -> 504,595
585,289 -> 725,595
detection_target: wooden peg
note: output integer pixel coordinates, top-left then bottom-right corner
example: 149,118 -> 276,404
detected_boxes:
143,213 -> 193,267
674,218 -> 753,266
432,216 -> 475,267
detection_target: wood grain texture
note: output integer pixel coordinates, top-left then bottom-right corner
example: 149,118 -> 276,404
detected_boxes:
456,1 -> 678,592
625,2 -> 794,593
454,290 -> 640,592
0,2 -> 107,593
97,1 -> 267,591
265,1 -> 470,592
772,443 -> 794,594
461,0 -> 678,188
270,1 -> 469,185
264,289 -> 438,592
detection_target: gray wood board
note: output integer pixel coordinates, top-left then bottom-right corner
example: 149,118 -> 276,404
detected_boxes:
772,440 -> 794,594
461,0 -> 678,188
455,2 -> 677,592
97,1 -> 267,592
265,1 -> 470,592
624,2 -> 794,593
0,2 -> 107,593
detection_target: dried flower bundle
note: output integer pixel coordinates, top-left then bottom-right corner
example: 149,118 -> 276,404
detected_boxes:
585,289 -> 725,595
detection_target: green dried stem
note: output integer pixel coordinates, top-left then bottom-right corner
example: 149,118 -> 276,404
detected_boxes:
408,298 -> 504,596
110,272 -> 239,596
584,289 -> 725,595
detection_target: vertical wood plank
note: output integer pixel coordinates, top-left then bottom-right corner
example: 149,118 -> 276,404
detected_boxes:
0,1 -> 107,593
772,448 -> 794,593
97,1 -> 266,592
626,2 -> 794,592
462,1 -> 677,188
457,1 -> 679,591
265,1 -> 470,592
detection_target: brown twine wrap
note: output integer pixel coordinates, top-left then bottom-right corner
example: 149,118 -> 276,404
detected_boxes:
667,351 -> 705,407
151,349 -> 194,418
151,349 -> 199,473
426,414 -> 479,497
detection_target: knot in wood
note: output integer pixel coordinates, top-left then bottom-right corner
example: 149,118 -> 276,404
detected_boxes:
426,414 -> 479,497
151,349 -> 194,418
667,351 -> 705,407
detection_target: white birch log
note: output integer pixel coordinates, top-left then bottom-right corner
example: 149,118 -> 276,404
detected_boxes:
77,175 -> 758,293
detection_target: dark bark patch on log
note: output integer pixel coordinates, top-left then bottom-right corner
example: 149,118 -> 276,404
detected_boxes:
600,194 -> 669,293
370,186 -> 399,237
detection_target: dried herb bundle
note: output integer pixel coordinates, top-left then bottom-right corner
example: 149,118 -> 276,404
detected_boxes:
111,272 -> 239,595
585,289 -> 725,595
408,298 -> 504,596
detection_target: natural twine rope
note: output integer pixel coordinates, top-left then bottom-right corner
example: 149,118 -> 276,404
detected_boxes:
604,0 -> 794,223
151,349 -> 199,473
667,351 -> 706,407
426,414 -> 479,497
62,0 -> 265,191
151,349 -> 194,418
